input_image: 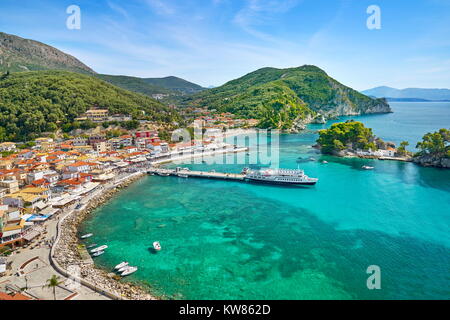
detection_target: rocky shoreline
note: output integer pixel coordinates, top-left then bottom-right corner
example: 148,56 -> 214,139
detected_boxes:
413,154 -> 450,168
53,172 -> 160,300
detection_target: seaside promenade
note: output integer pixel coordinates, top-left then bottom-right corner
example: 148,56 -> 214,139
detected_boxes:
0,144 -> 248,300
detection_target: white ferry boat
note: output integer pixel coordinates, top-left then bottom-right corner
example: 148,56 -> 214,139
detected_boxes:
243,168 -> 318,186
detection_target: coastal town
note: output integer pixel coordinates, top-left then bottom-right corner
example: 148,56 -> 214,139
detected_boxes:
0,114 -> 250,300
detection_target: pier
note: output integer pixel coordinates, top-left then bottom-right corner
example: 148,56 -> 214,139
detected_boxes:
147,168 -> 246,181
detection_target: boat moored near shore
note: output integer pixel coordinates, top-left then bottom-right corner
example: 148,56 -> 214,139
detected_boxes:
243,168 -> 318,186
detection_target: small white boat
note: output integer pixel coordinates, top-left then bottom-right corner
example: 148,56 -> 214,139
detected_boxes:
92,250 -> 104,257
158,172 -> 170,177
118,266 -> 128,273
177,173 -> 188,178
91,245 -> 108,253
153,241 -> 161,251
81,233 -> 93,239
121,266 -> 138,276
87,243 -> 98,249
362,165 -> 374,170
114,261 -> 129,270
322,161 -> 328,164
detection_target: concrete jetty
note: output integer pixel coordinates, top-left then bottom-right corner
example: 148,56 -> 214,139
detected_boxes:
147,167 -> 246,181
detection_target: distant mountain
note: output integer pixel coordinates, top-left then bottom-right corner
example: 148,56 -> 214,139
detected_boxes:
96,74 -> 173,96
143,76 -> 205,94
0,31 -> 94,74
0,70 -> 180,141
362,86 -> 450,101
186,65 -> 391,131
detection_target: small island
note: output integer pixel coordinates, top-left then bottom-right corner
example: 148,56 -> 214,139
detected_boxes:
413,128 -> 450,168
315,121 -> 449,168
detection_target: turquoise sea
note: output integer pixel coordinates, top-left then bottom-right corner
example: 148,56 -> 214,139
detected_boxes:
81,102 -> 450,300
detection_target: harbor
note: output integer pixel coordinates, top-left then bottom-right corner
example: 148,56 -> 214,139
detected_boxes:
148,167 -> 319,185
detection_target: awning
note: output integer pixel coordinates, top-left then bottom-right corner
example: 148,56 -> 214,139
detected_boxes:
40,207 -> 59,216
34,201 -> 48,210
1,229 -> 22,237
21,214 -> 33,221
27,215 -> 49,222
23,231 -> 39,241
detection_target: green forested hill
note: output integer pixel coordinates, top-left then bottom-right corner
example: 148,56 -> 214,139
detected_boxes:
186,65 -> 391,130
0,70 -> 180,141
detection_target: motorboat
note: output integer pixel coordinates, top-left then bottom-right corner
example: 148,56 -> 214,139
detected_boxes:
177,173 -> 188,178
121,266 -> 138,276
117,265 -> 129,273
362,165 -> 374,170
87,243 -> 98,249
322,161 -> 328,164
81,233 -> 93,239
114,262 -> 129,270
153,241 -> 161,251
92,250 -> 104,257
90,245 -> 108,253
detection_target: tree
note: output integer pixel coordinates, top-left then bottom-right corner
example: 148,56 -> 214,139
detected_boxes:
43,275 -> 64,300
397,141 -> 409,156
317,121 -> 379,154
416,129 -> 449,156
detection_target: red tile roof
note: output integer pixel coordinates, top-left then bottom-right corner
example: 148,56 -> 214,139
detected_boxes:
0,292 -> 32,300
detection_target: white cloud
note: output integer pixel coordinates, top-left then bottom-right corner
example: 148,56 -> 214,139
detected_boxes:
144,0 -> 175,15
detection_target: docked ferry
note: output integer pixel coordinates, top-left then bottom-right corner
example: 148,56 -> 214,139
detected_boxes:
242,168 -> 318,186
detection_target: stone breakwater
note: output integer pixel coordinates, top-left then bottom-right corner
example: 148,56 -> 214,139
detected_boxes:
53,173 -> 159,300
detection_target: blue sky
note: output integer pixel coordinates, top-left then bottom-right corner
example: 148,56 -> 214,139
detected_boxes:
1,0 -> 449,90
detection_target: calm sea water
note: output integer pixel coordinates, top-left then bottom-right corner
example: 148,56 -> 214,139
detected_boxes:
81,102 -> 450,299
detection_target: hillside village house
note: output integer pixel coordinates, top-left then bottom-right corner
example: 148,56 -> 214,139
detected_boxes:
0,180 -> 19,194
119,135 -> 133,147
93,141 -> 110,153
35,137 -> 54,151
0,142 -> 16,152
135,130 -> 158,138
73,136 -> 88,146
110,114 -> 132,122
85,109 -> 109,122
66,161 -> 91,173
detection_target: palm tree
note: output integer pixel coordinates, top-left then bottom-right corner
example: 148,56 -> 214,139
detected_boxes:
43,275 -> 64,300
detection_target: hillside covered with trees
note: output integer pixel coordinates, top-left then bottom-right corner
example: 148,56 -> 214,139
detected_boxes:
0,70 -> 180,141
316,121 -> 380,154
185,65 -> 391,131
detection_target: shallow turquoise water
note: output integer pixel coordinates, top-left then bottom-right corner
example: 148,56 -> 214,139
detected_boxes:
81,102 -> 450,299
